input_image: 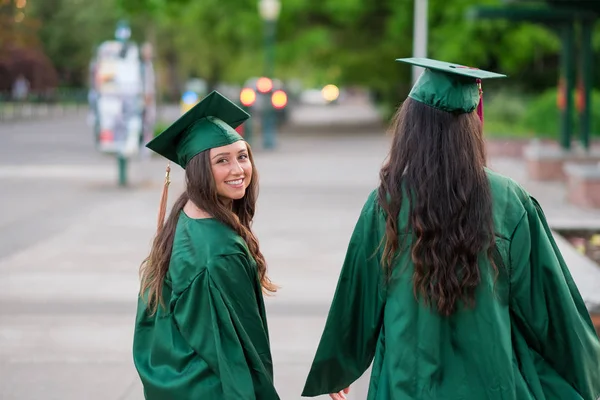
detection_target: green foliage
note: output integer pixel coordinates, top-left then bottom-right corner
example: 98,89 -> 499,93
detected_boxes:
483,90 -> 535,138
522,89 -> 600,137
483,88 -> 600,139
520,89 -> 561,137
27,0 -> 126,86
154,120 -> 169,137
21,0 -> 598,112
117,0 -> 193,17
172,0 -> 263,85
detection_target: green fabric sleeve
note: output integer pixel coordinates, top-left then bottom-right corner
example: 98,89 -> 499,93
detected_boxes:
174,254 -> 278,400
302,194 -> 386,396
509,196 -> 600,400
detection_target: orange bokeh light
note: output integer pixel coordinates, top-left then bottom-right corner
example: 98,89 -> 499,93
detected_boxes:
240,88 -> 257,107
271,90 -> 288,109
256,77 -> 273,93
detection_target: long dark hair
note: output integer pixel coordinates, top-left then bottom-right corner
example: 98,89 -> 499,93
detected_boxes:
140,144 -> 276,314
378,98 -> 495,316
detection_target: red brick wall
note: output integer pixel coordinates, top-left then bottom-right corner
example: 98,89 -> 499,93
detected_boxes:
566,176 -> 600,208
527,158 -> 566,181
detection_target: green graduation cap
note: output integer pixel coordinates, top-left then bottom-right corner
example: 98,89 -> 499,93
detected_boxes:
396,57 -> 506,115
146,90 -> 249,168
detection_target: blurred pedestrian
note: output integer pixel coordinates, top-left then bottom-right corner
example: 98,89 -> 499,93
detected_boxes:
302,58 -> 600,400
12,74 -> 29,101
133,91 -> 279,399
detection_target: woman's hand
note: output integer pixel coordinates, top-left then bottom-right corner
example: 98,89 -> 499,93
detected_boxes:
329,387 -> 350,400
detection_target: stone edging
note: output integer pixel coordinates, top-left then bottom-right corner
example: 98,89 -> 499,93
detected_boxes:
564,163 -> 600,180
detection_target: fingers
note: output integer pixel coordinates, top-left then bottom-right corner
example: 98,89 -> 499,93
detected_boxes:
329,391 -> 347,400
329,386 -> 351,399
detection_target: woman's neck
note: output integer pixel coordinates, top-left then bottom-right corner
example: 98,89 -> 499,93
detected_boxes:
183,200 -> 212,219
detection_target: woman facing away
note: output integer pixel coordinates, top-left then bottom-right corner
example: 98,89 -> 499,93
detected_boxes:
302,58 -> 600,400
133,91 -> 280,400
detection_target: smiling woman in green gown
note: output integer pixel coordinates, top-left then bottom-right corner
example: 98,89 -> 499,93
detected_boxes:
302,58 -> 600,400
132,91 -> 279,399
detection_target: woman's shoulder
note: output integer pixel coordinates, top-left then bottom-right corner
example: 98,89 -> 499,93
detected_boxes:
169,214 -> 251,288
486,168 -> 529,202
180,215 -> 248,254
485,168 -> 531,239
360,189 -> 381,214
178,211 -> 243,238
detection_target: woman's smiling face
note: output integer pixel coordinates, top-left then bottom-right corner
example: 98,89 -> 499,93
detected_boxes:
209,141 -> 252,201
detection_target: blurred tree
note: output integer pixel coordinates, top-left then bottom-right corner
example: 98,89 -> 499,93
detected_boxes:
276,0 -> 564,111
17,0 -> 599,109
429,0 -> 561,92
119,0 -> 263,100
0,0 -> 59,93
171,0 -> 263,91
0,0 -> 40,50
27,0 -> 124,87
274,0 -> 413,112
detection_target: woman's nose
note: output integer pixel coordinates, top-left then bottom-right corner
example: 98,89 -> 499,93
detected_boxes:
231,160 -> 244,175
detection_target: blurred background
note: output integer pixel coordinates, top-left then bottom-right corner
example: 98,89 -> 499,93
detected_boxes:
3,0 -> 600,137
1,0 -> 600,399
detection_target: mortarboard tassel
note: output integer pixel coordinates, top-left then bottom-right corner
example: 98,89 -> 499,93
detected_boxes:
157,162 -> 171,232
476,78 -> 484,127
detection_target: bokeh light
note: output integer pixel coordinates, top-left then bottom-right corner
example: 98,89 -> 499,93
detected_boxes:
240,88 -> 257,107
256,77 -> 273,93
271,90 -> 288,109
322,84 -> 340,102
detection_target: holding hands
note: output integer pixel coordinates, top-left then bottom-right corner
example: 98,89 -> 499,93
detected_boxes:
329,387 -> 350,400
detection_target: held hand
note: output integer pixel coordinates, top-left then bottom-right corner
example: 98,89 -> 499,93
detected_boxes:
329,387 -> 350,400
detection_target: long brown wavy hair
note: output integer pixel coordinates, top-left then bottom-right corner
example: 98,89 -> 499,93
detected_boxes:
378,98 -> 496,316
140,144 -> 276,314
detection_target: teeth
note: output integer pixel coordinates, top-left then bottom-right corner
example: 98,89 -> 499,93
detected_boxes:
226,179 -> 243,185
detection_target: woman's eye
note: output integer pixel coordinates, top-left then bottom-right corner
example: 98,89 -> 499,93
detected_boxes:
217,158 -> 228,164
239,154 -> 248,160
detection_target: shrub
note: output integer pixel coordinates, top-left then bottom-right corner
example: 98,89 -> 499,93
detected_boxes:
483,88 -> 600,140
521,88 -> 600,139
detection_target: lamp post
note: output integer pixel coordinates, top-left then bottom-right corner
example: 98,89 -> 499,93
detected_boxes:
412,0 -> 428,85
115,20 -> 131,187
258,0 -> 281,149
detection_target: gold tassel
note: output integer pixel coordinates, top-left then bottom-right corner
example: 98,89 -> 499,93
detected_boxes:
157,162 -> 171,232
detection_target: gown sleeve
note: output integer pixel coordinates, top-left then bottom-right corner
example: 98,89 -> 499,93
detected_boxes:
302,192 -> 386,397
173,253 -> 279,400
509,196 -> 600,400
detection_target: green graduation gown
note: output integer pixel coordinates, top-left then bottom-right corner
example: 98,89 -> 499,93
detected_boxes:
133,213 -> 279,400
302,170 -> 600,399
